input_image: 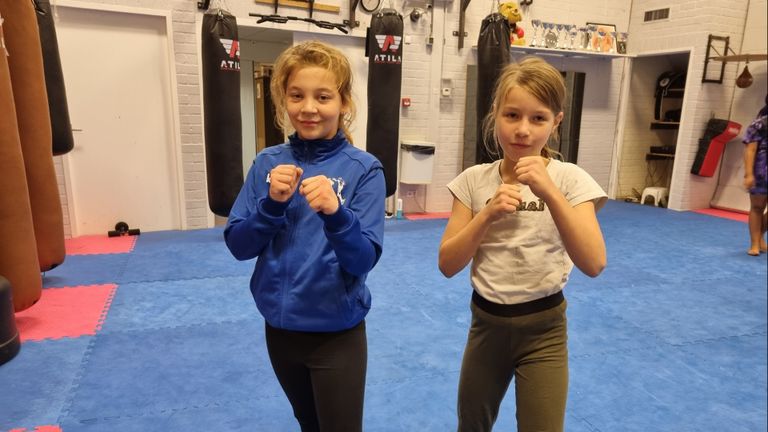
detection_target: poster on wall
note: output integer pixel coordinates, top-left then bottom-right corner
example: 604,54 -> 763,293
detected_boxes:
587,22 -> 615,52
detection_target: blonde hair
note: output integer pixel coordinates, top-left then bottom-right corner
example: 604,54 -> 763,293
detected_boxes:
481,56 -> 566,159
270,40 -> 356,144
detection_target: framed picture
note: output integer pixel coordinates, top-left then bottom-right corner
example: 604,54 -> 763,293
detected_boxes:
586,22 -> 616,52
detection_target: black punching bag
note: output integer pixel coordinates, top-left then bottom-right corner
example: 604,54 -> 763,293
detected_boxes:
201,8 -> 243,217
476,13 -> 509,164
366,10 -> 403,198
35,0 -> 74,156
0,276 -> 21,366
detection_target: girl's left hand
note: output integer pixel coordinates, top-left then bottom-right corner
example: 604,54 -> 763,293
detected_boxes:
515,156 -> 555,199
299,175 -> 340,215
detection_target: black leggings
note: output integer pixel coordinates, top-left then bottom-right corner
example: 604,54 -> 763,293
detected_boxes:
265,320 -> 367,432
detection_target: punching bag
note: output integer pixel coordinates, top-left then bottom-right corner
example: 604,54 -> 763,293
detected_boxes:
0,0 -> 66,272
0,10 -> 43,312
476,13 -> 510,164
366,10 -> 403,198
201,8 -> 243,217
35,0 -> 74,156
691,119 -> 742,177
0,275 -> 21,365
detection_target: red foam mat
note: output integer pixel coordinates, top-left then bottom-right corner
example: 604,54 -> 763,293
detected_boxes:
65,234 -> 136,255
15,284 -> 117,342
691,208 -> 748,223
404,212 -> 451,220
9,426 -> 63,432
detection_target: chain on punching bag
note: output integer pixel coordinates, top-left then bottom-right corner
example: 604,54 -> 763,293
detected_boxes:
366,10 -> 403,198
476,13 -> 509,164
35,0 -> 74,156
201,8 -> 243,217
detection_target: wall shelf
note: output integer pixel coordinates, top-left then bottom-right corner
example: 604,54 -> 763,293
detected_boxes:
509,45 -> 633,59
650,121 -> 680,130
646,153 -> 674,161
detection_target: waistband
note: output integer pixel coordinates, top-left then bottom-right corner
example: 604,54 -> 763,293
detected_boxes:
472,290 -> 564,317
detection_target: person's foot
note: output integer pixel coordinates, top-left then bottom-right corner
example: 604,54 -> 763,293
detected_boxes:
760,240 -> 767,253
748,248 -> 761,256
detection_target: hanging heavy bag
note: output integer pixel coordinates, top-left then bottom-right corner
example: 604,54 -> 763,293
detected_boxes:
0,275 -> 21,365
201,8 -> 243,217
0,10 -> 43,312
476,13 -> 510,164
0,0 -> 66,273
35,0 -> 74,156
366,10 -> 403,197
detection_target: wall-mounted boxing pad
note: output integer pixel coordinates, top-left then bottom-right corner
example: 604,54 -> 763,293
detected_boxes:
691,119 -> 741,177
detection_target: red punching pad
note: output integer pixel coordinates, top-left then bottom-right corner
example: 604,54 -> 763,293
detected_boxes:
0,0 -> 66,271
0,12 -> 43,312
691,119 -> 742,177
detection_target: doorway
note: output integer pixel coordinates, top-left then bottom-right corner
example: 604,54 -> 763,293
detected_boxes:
56,5 -> 182,236
616,51 -> 690,203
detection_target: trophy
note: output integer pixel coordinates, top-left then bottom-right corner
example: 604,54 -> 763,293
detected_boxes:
586,24 -> 597,51
530,19 -> 541,47
617,32 -> 628,54
543,22 -> 558,49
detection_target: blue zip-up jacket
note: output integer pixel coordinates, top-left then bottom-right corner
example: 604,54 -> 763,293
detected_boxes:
224,131 -> 385,332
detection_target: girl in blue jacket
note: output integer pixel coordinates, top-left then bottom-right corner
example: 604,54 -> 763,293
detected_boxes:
224,40 -> 385,432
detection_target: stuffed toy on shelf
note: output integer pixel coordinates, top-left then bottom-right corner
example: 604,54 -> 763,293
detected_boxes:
498,1 -> 526,46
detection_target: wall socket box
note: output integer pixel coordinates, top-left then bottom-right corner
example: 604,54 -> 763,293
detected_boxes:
441,87 -> 451,97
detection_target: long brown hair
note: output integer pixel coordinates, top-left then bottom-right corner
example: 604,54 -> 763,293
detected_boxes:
481,56 -> 566,159
270,40 -> 356,143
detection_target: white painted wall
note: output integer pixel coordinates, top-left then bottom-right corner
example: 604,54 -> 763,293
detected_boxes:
711,0 -> 768,212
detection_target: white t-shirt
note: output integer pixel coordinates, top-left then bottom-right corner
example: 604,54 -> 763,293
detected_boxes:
447,159 -> 607,304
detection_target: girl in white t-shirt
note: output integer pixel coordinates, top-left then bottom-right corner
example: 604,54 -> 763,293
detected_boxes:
439,56 -> 607,432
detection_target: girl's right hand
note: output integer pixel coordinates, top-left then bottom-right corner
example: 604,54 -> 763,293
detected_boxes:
269,164 -> 304,202
482,183 -> 522,222
744,174 -> 755,190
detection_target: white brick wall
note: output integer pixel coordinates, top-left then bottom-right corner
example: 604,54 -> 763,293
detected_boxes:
627,0 -> 751,210
51,0 -> 759,233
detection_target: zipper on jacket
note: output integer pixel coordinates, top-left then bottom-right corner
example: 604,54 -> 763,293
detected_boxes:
279,159 -> 306,328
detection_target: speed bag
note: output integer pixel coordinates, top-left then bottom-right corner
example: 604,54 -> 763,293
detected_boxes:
691,119 -> 742,177
36,0 -> 74,156
201,9 -> 243,217
366,10 -> 403,197
0,17 -> 43,312
476,13 -> 510,164
0,0 -> 66,272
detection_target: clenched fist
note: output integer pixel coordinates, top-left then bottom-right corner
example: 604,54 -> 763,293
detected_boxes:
269,164 -> 303,202
483,183 -> 522,222
515,156 -> 555,199
300,175 -> 339,215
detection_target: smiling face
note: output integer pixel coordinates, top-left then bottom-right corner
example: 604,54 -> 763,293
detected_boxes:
495,85 -> 563,162
285,66 -> 346,141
